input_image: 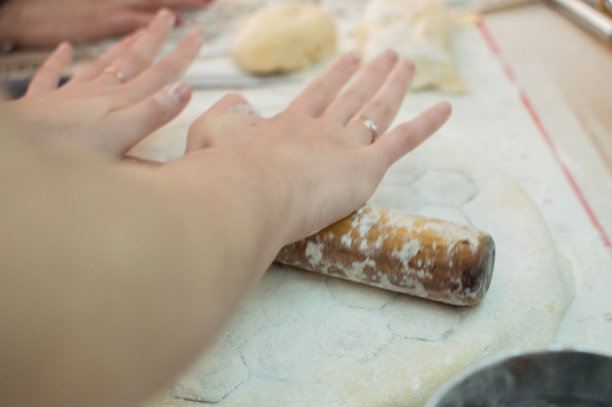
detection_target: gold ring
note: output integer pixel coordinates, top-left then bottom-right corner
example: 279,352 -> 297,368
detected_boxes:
103,65 -> 126,83
353,115 -> 379,143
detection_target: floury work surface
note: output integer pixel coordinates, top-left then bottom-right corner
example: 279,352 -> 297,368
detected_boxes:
134,10 -> 612,407
157,147 -> 574,406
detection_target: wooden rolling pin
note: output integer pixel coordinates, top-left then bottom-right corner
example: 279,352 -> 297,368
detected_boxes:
275,206 -> 495,306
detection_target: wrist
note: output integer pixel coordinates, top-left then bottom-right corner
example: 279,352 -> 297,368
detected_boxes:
148,147 -> 296,261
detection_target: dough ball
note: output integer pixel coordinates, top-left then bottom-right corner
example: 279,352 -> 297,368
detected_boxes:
231,3 -> 337,74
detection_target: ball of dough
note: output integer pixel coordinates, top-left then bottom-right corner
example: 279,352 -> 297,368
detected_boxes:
231,3 -> 337,74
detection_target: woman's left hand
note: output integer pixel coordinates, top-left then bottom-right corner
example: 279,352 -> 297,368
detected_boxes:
7,9 -> 202,158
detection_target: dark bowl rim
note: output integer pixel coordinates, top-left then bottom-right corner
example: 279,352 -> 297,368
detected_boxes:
424,344 -> 612,407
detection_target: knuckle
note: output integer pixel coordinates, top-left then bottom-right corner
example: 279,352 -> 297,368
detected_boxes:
189,113 -> 213,135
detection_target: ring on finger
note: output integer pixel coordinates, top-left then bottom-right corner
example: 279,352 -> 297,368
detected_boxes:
353,115 -> 379,143
103,65 -> 126,83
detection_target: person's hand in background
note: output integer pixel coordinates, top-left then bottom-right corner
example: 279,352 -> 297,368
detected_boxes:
0,0 -> 213,48
6,8 -> 202,158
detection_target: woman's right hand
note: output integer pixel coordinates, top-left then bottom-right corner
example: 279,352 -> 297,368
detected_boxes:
181,50 -> 452,243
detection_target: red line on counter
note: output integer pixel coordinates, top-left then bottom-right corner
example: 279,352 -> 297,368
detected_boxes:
476,18 -> 612,259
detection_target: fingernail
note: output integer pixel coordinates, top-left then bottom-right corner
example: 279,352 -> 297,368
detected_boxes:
345,51 -> 361,65
437,101 -> 452,116
380,48 -> 398,62
191,29 -> 204,46
227,103 -> 260,116
155,82 -> 190,109
157,8 -> 175,28
167,82 -> 190,103
399,58 -> 414,72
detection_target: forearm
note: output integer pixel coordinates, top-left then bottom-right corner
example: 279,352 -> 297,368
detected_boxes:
0,114 -> 289,407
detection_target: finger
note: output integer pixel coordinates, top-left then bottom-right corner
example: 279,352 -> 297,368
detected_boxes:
374,102 -> 452,165
25,42 -> 73,96
97,8 -> 176,85
70,29 -> 145,84
346,58 -> 415,144
116,28 -> 203,104
287,51 -> 361,117
104,81 -> 192,155
325,49 -> 399,124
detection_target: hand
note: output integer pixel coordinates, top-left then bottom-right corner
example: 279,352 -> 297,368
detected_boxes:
0,0 -> 213,47
7,9 -> 203,158
183,50 -> 452,242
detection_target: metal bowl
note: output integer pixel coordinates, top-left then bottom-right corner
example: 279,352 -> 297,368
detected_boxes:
426,346 -> 612,407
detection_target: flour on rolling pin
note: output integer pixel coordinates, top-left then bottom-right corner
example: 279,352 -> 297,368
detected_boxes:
276,206 -> 495,306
